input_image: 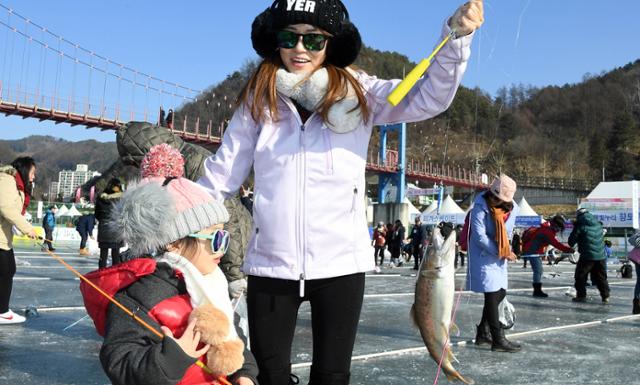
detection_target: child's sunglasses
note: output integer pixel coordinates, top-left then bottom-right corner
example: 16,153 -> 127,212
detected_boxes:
276,30 -> 329,51
187,229 -> 230,254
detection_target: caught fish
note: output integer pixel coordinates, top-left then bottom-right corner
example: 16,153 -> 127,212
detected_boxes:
411,225 -> 473,384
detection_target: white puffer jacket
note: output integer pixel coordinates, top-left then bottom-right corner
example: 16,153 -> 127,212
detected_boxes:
198,23 -> 473,289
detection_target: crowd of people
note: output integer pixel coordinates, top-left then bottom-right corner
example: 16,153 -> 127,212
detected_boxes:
0,0 -> 638,384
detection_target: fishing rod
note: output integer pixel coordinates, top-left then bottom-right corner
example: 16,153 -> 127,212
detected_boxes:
387,30 -> 455,106
35,237 -> 231,385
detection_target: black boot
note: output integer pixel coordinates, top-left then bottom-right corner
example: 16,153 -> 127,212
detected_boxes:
474,321 -> 492,346
257,365 -> 293,385
308,366 -> 350,385
491,328 -> 521,353
633,298 -> 640,315
532,283 -> 548,298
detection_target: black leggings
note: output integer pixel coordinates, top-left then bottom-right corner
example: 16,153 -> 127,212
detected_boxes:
99,246 -> 121,269
0,248 -> 17,313
247,273 -> 365,385
481,288 -> 506,335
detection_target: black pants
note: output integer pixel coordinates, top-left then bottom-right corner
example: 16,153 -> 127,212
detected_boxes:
247,273 -> 365,385
99,244 -> 121,269
575,259 -> 610,299
0,248 -> 17,313
481,288 -> 506,336
374,246 -> 385,265
79,231 -> 89,249
455,251 -> 466,267
412,244 -> 423,269
43,227 -> 54,250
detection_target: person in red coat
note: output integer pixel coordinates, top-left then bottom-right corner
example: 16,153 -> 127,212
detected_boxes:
521,215 -> 574,297
372,222 -> 387,267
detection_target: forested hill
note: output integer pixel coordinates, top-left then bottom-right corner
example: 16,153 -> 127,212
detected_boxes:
0,136 -> 118,200
177,46 -> 640,182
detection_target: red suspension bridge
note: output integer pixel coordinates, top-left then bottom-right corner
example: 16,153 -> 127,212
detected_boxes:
0,3 -> 486,190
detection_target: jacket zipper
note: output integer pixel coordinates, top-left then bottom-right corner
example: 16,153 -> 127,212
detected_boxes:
282,95 -> 313,297
299,123 -> 307,297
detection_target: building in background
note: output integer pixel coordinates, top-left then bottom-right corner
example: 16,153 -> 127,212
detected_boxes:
53,164 -> 100,199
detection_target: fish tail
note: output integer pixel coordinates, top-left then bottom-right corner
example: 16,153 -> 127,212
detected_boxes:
445,371 -> 475,384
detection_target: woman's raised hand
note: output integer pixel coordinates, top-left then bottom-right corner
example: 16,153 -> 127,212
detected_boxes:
449,0 -> 484,36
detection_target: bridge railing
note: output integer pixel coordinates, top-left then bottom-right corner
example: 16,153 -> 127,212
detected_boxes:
366,150 -> 487,188
511,175 -> 597,191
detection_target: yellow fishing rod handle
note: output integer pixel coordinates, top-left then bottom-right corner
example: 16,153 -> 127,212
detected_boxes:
387,58 -> 432,107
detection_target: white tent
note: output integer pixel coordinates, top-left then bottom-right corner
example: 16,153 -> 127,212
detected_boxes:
515,197 -> 542,227
56,205 -> 69,217
439,195 -> 465,214
421,195 -> 466,224
517,197 -> 538,216
405,197 -> 422,222
67,205 -> 82,217
581,181 -> 639,228
422,201 -> 438,215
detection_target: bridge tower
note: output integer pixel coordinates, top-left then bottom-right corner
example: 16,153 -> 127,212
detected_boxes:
377,123 -> 406,204
374,123 -> 410,226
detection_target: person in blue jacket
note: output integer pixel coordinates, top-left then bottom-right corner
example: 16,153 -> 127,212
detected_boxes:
75,213 -> 96,256
467,174 -> 521,353
41,206 -> 57,252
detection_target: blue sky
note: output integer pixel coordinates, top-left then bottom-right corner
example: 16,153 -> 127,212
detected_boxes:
0,0 -> 638,143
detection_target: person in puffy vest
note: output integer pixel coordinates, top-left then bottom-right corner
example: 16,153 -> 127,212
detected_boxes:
81,149 -> 257,385
196,1 -> 484,383
568,208 -> 610,303
521,215 -> 574,298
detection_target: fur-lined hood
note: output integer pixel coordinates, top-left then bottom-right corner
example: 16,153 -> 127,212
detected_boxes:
0,165 -> 17,177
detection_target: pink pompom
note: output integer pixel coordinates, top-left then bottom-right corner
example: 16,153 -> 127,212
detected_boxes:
140,143 -> 185,178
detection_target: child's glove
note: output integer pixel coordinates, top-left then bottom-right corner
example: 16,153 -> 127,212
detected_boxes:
449,0 -> 484,36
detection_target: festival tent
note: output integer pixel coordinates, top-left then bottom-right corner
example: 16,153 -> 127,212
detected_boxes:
515,197 -> 543,227
421,201 -> 438,215
421,195 -> 466,224
56,205 -> 69,217
580,181 -> 639,228
439,195 -> 465,215
405,197 -> 422,222
67,205 -> 82,217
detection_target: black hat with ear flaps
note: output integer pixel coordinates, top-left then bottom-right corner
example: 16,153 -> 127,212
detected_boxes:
251,0 -> 362,68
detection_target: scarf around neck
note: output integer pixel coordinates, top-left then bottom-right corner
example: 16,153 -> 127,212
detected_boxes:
14,171 -> 30,215
157,252 -> 237,341
490,206 -> 511,259
275,68 -> 362,134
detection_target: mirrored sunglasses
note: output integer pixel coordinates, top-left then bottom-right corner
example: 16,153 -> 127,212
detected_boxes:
188,229 -> 230,254
276,30 -> 329,51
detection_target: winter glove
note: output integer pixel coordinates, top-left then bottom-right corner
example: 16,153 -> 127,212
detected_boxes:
228,278 -> 247,299
449,0 -> 484,37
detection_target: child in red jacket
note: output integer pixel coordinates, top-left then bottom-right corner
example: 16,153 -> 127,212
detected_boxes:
81,145 -> 257,385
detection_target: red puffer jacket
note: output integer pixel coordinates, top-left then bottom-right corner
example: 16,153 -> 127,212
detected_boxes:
80,259 -> 257,385
522,222 -> 573,256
